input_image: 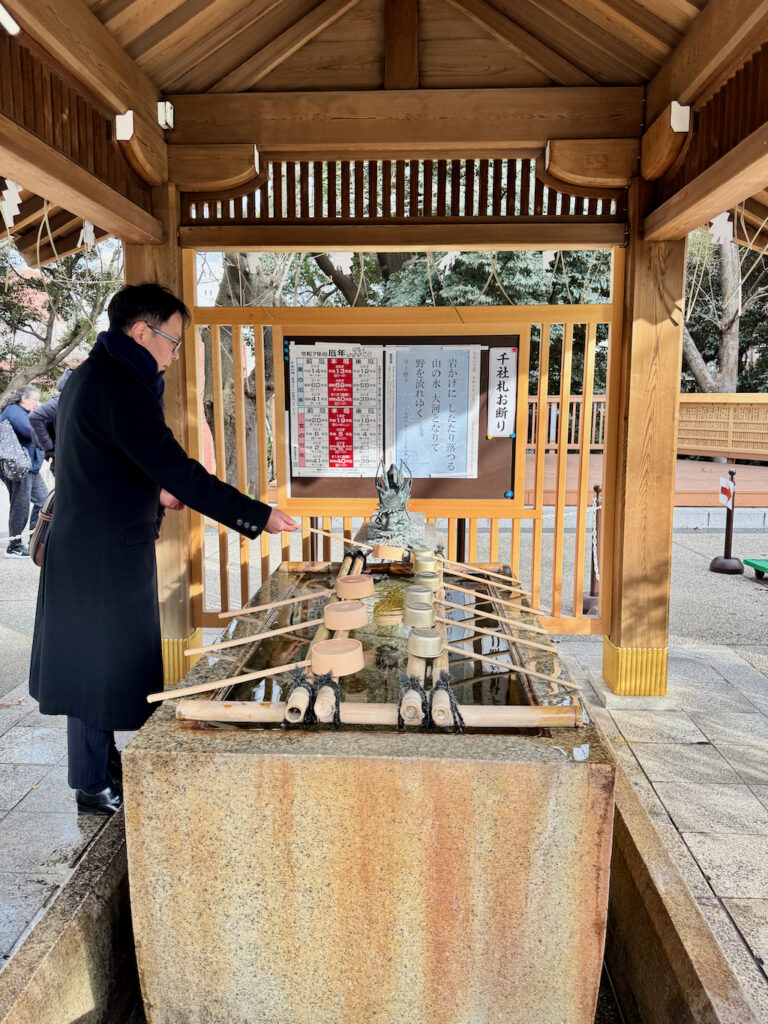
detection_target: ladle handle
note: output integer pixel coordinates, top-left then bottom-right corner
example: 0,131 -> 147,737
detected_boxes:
218,590 -> 334,619
185,617 -> 325,656
305,525 -> 373,551
447,583 -> 545,617
146,658 -> 312,703
441,643 -> 572,686
436,616 -> 557,655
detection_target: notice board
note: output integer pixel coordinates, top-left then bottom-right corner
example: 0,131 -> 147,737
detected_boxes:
282,334 -> 521,501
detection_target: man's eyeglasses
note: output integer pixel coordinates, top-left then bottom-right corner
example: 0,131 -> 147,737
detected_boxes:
146,324 -> 183,353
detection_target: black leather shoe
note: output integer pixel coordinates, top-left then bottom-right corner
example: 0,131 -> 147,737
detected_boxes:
108,748 -> 122,784
76,784 -> 123,815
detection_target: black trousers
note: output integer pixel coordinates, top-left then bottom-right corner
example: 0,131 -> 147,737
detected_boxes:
66,716 -> 116,791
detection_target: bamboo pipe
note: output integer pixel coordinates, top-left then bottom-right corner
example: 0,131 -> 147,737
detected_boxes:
436,616 -> 559,656
443,565 -> 528,596
176,698 -> 581,729
399,654 -> 427,725
217,590 -> 334,619
442,599 -> 548,636
446,582 -> 545,616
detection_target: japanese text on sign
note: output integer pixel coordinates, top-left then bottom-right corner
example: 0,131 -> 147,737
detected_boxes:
486,347 -> 518,438
289,344 -> 383,477
385,345 -> 480,478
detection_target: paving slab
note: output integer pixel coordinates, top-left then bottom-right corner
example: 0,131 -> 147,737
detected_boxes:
723,900 -> 768,968
667,675 -> 759,713
697,898 -> 768,1022
632,742 -> 741,784
717,745 -> 768,786
0,765 -> 49,813
0,872 -> 59,959
653,780 -> 768,834
689,712 -> 768,749
609,709 -> 708,744
15,767 -> 75,814
683,833 -> 768,899
0,727 -> 67,766
0,810 -> 100,879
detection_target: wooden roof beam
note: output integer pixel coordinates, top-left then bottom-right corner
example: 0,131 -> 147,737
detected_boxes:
444,0 -> 597,85
647,0 -> 768,123
179,222 -> 625,253
643,122 -> 768,241
169,88 -> 645,156
385,0 -> 419,89
0,112 -> 163,243
210,0 -> 362,93
4,0 -> 167,184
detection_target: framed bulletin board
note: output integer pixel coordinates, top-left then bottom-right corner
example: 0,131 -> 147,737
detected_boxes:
277,330 -> 524,504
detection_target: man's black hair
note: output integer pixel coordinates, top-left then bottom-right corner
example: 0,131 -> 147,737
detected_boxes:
107,283 -> 191,332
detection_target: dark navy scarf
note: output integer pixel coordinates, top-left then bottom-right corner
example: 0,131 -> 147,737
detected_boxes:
95,326 -> 165,403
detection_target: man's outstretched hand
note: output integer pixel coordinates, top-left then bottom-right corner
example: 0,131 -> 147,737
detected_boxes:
159,489 -> 185,510
264,508 -> 298,534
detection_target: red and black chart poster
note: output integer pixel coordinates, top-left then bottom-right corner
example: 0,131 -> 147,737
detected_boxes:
289,343 -> 384,477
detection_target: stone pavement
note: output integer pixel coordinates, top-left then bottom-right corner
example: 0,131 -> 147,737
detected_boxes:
1,471 -> 768,1018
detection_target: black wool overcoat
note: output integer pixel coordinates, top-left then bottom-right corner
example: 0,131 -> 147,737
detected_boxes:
29,343 -> 271,730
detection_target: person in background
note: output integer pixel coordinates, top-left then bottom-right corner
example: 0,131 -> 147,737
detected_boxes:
0,385 -> 48,558
29,368 -> 72,475
30,282 -> 297,816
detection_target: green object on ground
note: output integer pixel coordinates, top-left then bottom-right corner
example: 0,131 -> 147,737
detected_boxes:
744,558 -> 768,580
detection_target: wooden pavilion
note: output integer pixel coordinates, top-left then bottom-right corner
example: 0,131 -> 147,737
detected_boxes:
2,0 -> 768,698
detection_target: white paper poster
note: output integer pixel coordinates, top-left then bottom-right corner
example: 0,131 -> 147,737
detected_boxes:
289,343 -> 383,477
385,345 -> 480,478
487,347 -> 518,438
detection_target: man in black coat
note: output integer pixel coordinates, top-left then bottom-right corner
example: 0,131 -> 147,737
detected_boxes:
29,284 -> 297,814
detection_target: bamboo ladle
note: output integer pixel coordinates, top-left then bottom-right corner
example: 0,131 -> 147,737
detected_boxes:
218,589 -> 334,620
403,602 -> 557,656
185,601 -> 368,657
303,525 -> 403,560
446,582 -> 546,617
148,637 -> 365,705
442,598 -> 549,636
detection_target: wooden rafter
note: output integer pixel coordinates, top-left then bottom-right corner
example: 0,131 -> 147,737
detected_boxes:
169,88 -> 645,156
21,226 -> 110,269
647,0 -> 768,122
385,0 -> 419,89
3,0 -> 167,185
556,0 -> 676,66
3,0 -> 158,120
643,122 -> 768,240
209,0 -> 363,93
0,111 -> 162,243
95,0 -> 188,48
493,0 -> 654,84
444,0 -> 596,85
148,0 -> 296,92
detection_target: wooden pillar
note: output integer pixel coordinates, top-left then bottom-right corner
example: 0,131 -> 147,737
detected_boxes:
602,180 -> 686,696
123,183 -> 202,684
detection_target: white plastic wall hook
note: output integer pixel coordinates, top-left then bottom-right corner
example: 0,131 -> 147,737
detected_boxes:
157,100 -> 174,130
0,4 -> 20,34
115,110 -> 135,141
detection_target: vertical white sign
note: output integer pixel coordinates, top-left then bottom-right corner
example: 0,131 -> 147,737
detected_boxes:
487,347 -> 518,438
719,477 -> 734,509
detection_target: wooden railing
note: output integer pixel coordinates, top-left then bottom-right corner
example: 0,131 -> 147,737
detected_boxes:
527,394 -> 768,460
527,395 -> 607,451
677,394 -> 768,461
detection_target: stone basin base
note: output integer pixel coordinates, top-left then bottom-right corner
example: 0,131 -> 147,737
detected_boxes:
124,712 -> 614,1024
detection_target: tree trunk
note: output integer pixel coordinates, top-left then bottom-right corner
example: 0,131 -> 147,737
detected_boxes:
716,240 -> 740,392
